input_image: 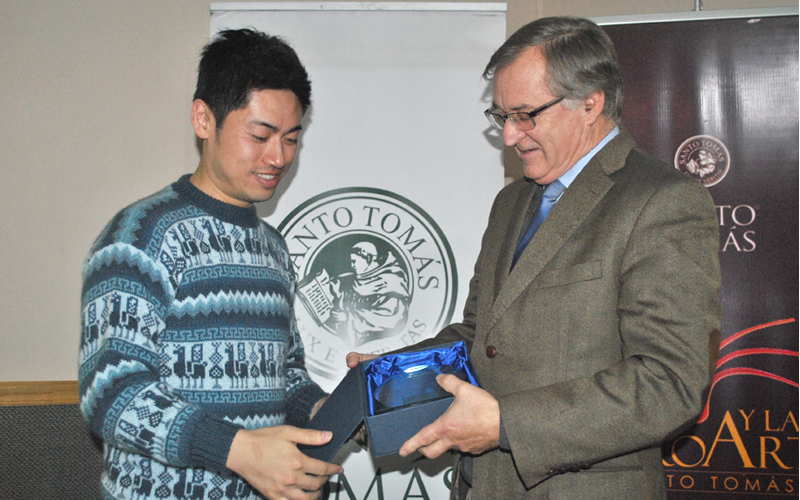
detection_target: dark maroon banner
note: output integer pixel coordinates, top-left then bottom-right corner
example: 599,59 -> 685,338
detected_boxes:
604,15 -> 798,499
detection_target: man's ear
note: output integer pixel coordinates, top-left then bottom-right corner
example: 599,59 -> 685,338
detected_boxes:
582,91 -> 606,126
191,99 -> 215,140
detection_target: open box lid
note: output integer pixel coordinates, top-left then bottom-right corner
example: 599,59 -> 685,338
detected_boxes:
298,365 -> 366,462
299,341 -> 477,462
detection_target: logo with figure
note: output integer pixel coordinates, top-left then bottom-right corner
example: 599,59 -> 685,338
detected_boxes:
674,135 -> 731,187
278,188 -> 457,382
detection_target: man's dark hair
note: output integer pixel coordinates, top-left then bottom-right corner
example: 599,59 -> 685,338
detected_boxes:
484,17 -> 623,121
194,28 -> 312,130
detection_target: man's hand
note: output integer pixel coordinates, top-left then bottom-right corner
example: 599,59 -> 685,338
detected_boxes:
345,352 -> 379,368
226,426 -> 343,500
399,374 -> 500,459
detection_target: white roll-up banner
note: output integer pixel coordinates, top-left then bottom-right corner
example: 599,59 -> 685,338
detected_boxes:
210,3 -> 506,497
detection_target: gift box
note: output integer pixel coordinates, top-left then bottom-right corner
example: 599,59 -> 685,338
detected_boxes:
299,341 -> 479,462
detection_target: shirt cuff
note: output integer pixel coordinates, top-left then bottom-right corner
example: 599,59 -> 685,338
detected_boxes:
285,382 -> 327,427
499,415 -> 511,451
187,414 -> 243,473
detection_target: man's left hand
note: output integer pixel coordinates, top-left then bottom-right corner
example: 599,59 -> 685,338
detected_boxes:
399,374 -> 500,459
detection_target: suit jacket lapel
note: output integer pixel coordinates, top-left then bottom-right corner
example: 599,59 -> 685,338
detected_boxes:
484,129 -> 635,335
493,181 -> 540,299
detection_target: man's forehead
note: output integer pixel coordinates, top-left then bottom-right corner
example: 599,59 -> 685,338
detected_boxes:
249,88 -> 301,109
492,80 -> 553,110
238,89 -> 303,130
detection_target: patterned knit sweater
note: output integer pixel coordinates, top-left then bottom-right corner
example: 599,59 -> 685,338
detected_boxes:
79,175 -> 326,500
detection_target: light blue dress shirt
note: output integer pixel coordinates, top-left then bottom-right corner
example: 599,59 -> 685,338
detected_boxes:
556,125 -> 620,197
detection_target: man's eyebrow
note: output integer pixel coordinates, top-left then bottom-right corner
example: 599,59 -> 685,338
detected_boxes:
251,120 -> 303,134
489,102 -> 529,113
507,104 -> 531,112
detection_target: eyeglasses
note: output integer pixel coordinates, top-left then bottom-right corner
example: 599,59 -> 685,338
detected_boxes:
484,97 -> 565,131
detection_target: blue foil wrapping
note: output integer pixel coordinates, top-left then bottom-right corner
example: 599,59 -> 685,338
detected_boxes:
363,341 -> 479,416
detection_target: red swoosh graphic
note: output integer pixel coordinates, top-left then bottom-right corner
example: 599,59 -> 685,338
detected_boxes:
696,318 -> 798,424
720,318 -> 796,349
717,348 -> 798,367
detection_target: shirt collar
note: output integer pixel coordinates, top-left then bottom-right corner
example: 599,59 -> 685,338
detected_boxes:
558,125 -> 620,189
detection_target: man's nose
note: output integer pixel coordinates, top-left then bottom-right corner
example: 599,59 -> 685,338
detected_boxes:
502,119 -> 526,146
263,139 -> 286,168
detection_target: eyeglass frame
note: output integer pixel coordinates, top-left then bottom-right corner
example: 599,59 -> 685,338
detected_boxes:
484,96 -> 565,131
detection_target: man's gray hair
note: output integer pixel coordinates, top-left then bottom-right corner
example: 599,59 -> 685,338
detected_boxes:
484,16 -> 623,122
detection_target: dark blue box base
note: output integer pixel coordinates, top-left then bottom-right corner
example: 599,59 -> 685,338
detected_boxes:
300,342 -> 475,463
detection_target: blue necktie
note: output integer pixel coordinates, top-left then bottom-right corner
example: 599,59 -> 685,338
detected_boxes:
510,180 -> 566,270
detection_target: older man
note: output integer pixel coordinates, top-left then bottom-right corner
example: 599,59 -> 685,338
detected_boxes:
349,16 -> 720,499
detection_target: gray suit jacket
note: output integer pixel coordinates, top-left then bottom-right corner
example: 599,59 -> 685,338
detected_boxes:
427,129 -> 721,499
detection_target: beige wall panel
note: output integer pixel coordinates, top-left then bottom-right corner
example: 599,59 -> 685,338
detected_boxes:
0,0 -> 210,380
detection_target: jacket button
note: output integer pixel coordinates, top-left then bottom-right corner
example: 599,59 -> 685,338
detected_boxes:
486,345 -> 497,358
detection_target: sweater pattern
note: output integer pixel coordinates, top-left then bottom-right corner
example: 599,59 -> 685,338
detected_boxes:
79,176 -> 324,500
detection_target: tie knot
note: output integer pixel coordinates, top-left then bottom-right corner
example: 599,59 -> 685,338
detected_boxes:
543,180 -> 566,201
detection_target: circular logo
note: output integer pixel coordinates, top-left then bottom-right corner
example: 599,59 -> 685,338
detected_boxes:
278,188 -> 457,381
674,135 -> 731,187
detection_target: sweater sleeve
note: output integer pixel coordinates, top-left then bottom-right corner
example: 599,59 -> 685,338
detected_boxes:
79,241 -> 241,472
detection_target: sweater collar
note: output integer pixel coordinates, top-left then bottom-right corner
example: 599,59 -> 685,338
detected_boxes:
172,174 -> 260,228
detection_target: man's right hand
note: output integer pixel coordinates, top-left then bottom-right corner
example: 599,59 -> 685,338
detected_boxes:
226,426 -> 343,500
345,352 -> 379,368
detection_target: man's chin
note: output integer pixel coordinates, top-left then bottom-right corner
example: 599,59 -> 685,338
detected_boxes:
522,165 -> 548,183
247,188 -> 278,204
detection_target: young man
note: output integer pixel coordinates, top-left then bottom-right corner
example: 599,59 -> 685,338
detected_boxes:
80,29 -> 342,500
